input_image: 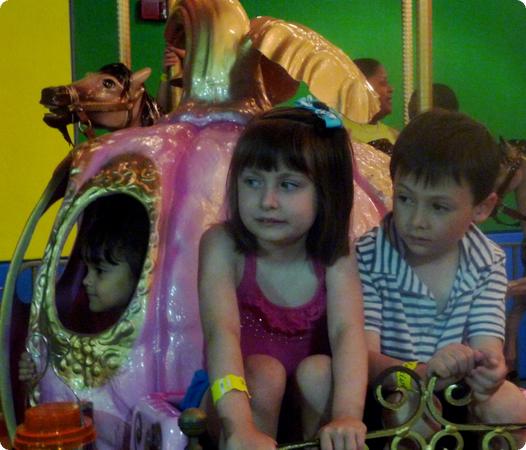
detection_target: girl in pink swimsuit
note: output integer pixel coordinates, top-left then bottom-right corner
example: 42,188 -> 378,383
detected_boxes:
197,103 -> 368,450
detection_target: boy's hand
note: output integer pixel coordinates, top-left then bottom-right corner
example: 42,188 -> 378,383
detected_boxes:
18,351 -> 37,383
465,348 -> 507,402
427,343 -> 482,391
319,416 -> 367,450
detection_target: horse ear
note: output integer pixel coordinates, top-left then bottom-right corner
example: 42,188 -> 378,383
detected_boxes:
130,68 -> 152,92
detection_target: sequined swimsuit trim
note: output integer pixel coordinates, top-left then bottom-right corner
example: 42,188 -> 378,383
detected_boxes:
237,254 -> 326,335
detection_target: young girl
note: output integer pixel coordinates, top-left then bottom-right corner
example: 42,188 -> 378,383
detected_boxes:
196,105 -> 368,450
19,194 -> 150,379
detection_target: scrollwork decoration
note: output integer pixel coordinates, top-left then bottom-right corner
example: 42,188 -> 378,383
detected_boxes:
28,154 -> 160,391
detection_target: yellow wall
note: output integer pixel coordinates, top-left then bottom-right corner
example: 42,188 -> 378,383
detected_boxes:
0,0 -> 71,261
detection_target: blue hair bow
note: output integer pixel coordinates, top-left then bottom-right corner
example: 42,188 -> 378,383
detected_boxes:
294,96 -> 343,129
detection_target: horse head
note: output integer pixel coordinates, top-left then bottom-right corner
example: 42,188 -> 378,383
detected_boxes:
40,64 -> 161,143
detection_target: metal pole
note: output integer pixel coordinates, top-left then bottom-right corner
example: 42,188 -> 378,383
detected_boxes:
417,0 -> 433,115
117,0 -> 131,68
402,0 -> 415,125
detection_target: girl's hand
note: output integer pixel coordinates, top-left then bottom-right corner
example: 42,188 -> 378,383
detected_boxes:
319,417 -> 367,450
224,424 -> 277,450
18,351 -> 37,382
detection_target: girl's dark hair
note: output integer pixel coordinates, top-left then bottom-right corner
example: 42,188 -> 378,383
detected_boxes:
354,58 -> 382,79
79,194 -> 150,278
390,109 -> 501,204
225,106 -> 354,266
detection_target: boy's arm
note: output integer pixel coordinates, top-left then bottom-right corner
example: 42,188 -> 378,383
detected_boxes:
198,226 -> 276,449
356,242 -> 426,385
367,334 -> 478,391
365,332 -> 420,382
463,248 -> 507,398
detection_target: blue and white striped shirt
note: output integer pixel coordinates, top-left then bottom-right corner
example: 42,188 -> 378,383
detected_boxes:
356,213 -> 507,363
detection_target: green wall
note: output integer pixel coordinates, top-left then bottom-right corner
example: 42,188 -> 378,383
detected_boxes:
70,0 -> 526,232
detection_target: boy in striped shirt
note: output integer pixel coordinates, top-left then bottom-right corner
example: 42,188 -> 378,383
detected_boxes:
356,109 -> 526,444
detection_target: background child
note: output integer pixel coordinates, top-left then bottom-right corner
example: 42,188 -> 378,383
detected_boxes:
19,194 -> 150,380
195,106 -> 367,450
356,109 -> 526,445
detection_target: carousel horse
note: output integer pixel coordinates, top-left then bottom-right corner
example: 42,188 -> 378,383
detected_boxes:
0,1 -> 392,448
40,63 -> 162,144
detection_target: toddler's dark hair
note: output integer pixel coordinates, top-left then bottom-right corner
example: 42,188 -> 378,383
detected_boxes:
79,194 -> 150,278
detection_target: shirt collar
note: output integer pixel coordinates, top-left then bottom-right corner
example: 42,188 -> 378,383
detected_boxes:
371,213 -> 498,295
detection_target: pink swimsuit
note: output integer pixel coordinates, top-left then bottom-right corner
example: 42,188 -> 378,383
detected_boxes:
237,254 -> 330,376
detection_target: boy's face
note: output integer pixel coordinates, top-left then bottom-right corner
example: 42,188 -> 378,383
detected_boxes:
393,171 -> 496,265
82,257 -> 136,313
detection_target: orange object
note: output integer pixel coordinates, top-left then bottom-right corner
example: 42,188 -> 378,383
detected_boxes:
14,402 -> 96,449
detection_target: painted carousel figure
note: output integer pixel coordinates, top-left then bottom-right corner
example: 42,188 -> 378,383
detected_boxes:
0,0 -> 392,448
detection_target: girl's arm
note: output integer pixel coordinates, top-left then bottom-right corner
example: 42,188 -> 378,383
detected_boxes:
198,226 -> 276,450
322,250 -> 368,448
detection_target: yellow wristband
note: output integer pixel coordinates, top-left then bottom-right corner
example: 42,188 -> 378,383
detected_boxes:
160,73 -> 168,82
211,374 -> 251,405
396,361 -> 419,390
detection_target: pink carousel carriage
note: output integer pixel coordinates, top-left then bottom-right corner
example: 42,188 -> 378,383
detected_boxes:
0,0 -> 391,448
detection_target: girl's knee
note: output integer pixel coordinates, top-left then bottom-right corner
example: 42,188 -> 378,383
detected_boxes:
295,354 -> 332,390
245,354 -> 287,395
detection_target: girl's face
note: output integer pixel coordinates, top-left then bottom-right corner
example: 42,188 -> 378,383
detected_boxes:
237,161 -> 317,253
82,256 -> 136,313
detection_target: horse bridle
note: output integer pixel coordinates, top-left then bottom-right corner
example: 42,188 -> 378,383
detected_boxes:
65,82 -> 145,139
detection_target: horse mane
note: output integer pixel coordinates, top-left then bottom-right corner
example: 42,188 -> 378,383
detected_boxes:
99,62 -> 161,126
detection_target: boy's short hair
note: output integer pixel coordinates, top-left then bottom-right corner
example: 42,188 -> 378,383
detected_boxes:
390,109 -> 501,204
225,107 -> 354,266
79,194 -> 150,278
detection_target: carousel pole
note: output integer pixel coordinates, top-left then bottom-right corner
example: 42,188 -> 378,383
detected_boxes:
402,0 -> 415,125
117,0 -> 131,68
417,0 -> 433,115
167,0 -> 183,110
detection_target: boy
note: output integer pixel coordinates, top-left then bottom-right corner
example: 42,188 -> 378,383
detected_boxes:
356,109 -> 526,445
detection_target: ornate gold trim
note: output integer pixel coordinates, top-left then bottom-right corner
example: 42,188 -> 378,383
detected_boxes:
29,155 -> 159,390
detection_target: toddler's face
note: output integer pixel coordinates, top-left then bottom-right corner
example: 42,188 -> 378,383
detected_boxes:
393,172 -> 494,265
82,257 -> 136,313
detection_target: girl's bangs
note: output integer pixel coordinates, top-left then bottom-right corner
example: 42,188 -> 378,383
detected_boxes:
237,126 -> 309,174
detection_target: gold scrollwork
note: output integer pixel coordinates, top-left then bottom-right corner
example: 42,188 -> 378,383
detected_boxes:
28,154 -> 160,391
275,367 -> 526,449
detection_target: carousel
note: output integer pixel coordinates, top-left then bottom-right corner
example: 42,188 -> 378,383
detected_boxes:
1,0 -> 526,449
